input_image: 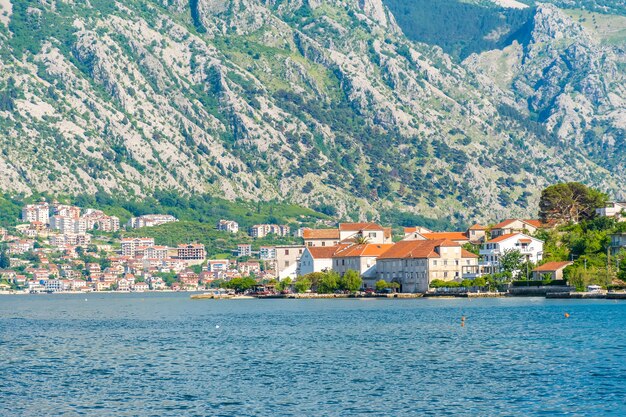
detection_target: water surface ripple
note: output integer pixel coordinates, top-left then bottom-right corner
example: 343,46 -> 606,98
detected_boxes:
1,294 -> 625,416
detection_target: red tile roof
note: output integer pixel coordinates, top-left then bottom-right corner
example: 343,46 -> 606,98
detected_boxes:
486,233 -> 523,243
492,219 -> 548,230
461,249 -> 478,259
378,239 -> 459,260
339,222 -> 384,231
302,228 -> 340,239
333,244 -> 394,258
306,245 -> 346,259
468,223 -> 486,230
422,232 -> 469,241
533,261 -> 573,272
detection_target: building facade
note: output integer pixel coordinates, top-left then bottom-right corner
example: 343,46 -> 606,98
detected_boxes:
479,233 -> 544,275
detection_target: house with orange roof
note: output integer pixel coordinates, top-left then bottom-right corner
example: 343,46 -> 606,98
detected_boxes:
376,239 -> 477,293
332,243 -> 394,288
480,233 -> 544,275
532,261 -> 573,281
302,228 -> 341,247
467,224 -> 487,243
298,245 -> 345,276
490,219 -> 548,239
338,223 -> 392,244
403,226 -> 433,235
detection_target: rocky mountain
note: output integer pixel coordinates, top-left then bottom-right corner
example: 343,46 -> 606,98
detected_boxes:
0,0 -> 624,224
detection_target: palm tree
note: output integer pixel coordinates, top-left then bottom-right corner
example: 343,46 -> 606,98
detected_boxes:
352,234 -> 370,245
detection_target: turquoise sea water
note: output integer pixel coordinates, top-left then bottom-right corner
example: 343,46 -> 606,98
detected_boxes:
1,294 -> 625,416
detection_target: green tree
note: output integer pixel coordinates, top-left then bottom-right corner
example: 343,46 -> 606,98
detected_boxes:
0,246 -> 10,269
352,235 -> 370,245
276,277 -> 292,292
375,279 -> 390,291
317,271 -> 339,293
294,276 -> 312,293
339,270 -> 363,292
539,182 -> 608,224
472,276 -> 486,287
499,249 -> 523,276
460,279 -> 473,288
223,277 -> 256,293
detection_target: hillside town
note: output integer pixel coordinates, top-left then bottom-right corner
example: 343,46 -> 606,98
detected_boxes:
1,194 -> 626,295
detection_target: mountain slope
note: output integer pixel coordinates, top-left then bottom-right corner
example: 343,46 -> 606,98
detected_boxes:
0,0 -> 623,224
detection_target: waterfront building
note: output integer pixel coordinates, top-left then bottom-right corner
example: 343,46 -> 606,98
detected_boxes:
532,261 -> 573,281
479,233 -> 544,275
298,246 -> 344,276
276,245 -> 305,280
376,239 -> 476,293
331,243 -> 394,288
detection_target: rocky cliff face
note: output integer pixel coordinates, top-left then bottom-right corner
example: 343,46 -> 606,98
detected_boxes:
0,0 -> 623,223
466,4 -> 626,177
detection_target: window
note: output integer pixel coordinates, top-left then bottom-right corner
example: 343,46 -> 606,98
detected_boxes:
455,260 -> 459,266
433,260 -> 437,266
285,250 -> 289,255
322,242 -> 326,247
369,232 -> 376,238
444,260 -> 448,266
342,260 -> 345,266
444,272 -> 448,278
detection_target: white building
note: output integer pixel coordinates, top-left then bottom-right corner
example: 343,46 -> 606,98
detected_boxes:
298,246 -> 340,276
237,244 -> 252,257
126,214 -> 178,229
479,233 -> 544,275
259,246 -> 277,260
249,224 -> 290,238
217,220 -> 239,234
331,243 -> 394,288
276,245 -> 305,280
596,202 -> 626,222
376,239 -> 478,293
338,223 -> 392,244
22,202 -> 50,224
121,238 -> 155,257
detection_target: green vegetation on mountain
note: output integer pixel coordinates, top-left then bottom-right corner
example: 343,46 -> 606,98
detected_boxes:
0,0 -> 624,225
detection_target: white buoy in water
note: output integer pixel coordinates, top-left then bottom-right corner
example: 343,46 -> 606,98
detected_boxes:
216,325 -> 220,329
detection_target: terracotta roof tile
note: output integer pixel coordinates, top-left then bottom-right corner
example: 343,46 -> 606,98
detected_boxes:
306,245 -> 347,259
333,244 -> 394,258
378,239 -> 460,260
422,232 -> 469,241
461,249 -> 478,259
339,222 -> 385,231
302,228 -> 340,239
533,261 -> 573,272
486,233 -> 523,243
